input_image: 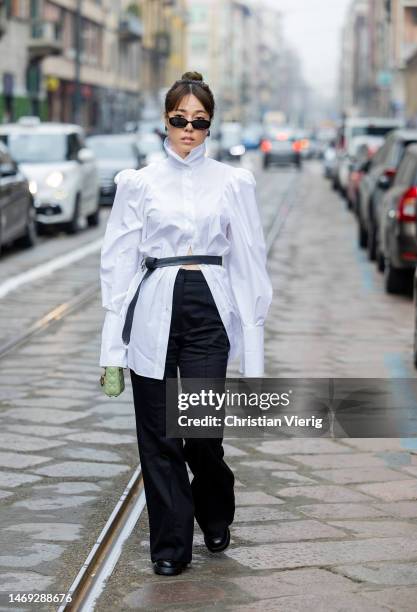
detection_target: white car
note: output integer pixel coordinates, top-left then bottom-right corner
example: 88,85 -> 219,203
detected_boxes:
136,133 -> 166,166
0,117 -> 100,234
334,117 -> 404,194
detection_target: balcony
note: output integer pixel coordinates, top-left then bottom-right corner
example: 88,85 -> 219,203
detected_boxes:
119,14 -> 143,42
28,21 -> 63,60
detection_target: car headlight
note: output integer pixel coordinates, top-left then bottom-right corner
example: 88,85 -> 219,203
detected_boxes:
29,180 -> 37,195
230,145 -> 245,156
45,171 -> 64,188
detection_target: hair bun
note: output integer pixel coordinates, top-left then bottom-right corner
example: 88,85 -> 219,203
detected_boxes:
181,71 -> 204,82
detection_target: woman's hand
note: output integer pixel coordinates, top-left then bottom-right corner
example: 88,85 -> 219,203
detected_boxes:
100,366 -> 125,397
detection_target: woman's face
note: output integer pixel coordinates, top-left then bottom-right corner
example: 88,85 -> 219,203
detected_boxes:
165,94 -> 210,158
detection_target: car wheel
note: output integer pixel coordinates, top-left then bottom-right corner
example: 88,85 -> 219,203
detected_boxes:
87,194 -> 100,227
15,204 -> 38,249
367,223 -> 377,261
358,216 -> 368,249
65,195 -> 80,235
346,195 -> 352,210
384,258 -> 410,294
376,241 -> 385,273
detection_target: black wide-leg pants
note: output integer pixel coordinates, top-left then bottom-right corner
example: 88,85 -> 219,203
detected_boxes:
130,268 -> 235,563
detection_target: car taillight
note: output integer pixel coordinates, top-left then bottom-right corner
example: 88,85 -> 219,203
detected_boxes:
384,167 -> 397,179
261,139 -> 272,153
396,186 -> 417,222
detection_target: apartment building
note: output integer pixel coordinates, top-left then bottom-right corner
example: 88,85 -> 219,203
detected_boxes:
0,0 -> 188,130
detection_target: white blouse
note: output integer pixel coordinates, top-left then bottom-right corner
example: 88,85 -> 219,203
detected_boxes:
99,136 -> 273,379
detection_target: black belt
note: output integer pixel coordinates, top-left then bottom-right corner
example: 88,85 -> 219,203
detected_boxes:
121,255 -> 223,345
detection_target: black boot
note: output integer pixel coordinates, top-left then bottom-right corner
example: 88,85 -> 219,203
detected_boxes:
204,527 -> 231,553
153,559 -> 189,576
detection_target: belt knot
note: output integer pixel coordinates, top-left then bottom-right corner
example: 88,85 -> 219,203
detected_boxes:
145,256 -> 158,270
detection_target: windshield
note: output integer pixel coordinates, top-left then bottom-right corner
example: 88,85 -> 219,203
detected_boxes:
351,126 -> 398,138
87,137 -> 136,160
0,133 -> 68,163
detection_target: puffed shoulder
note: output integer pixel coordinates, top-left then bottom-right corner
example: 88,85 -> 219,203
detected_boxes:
230,166 -> 256,191
114,167 -> 148,188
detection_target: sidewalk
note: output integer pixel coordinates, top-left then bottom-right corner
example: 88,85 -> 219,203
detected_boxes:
95,164 -> 417,611
96,437 -> 417,611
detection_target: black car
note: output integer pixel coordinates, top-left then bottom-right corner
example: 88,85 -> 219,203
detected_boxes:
357,129 -> 417,256
0,142 -> 37,254
377,144 -> 417,294
86,134 -> 144,205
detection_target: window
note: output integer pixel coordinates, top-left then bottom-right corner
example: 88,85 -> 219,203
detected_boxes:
0,142 -> 13,165
188,5 -> 208,24
2,133 -> 68,163
394,153 -> 417,186
407,7 -> 417,26
190,33 -> 208,54
67,133 -> 81,160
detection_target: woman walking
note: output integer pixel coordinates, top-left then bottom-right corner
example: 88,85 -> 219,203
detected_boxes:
99,71 -> 273,576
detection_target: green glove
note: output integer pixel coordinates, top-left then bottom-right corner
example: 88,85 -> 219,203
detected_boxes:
100,367 -> 125,397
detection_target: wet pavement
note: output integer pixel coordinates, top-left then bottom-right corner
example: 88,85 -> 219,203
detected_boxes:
1,159 -> 417,611
90,162 -> 417,612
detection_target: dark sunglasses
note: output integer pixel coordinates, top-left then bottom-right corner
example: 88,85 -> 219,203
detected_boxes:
168,116 -> 211,130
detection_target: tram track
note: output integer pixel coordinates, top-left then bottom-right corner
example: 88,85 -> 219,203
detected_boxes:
0,167 -> 300,611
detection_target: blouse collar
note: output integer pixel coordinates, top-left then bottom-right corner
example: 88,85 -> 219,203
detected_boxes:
163,136 -> 207,169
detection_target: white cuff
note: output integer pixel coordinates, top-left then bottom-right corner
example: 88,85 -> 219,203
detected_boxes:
99,310 -> 128,368
238,325 -> 264,377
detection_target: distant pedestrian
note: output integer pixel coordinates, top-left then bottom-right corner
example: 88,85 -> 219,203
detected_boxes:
99,70 -> 273,576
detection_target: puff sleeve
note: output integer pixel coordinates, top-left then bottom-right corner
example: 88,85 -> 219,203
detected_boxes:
224,167 -> 273,377
99,169 -> 146,367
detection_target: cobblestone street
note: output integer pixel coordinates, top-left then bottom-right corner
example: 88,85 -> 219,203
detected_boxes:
1,160 -> 417,611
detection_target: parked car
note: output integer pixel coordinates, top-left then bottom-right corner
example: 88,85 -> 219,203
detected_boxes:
316,128 -> 337,159
357,129 -> 417,256
346,144 -> 374,213
0,141 -> 37,253
333,117 -> 404,194
0,117 -> 100,234
340,135 -> 384,202
376,144 -> 417,293
86,133 -> 144,205
218,122 -> 245,161
323,142 -> 337,179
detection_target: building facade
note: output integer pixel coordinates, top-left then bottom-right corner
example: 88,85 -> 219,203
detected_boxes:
0,0 -> 188,130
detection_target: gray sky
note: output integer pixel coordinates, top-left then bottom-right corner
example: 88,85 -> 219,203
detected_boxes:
262,0 -> 352,96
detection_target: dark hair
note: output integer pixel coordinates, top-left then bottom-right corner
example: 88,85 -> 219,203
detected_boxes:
164,71 -> 215,119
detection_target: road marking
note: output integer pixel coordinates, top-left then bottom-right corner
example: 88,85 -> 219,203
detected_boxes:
0,238 -> 103,299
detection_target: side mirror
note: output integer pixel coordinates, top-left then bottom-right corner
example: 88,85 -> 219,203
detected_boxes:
359,159 -> 371,173
0,162 -> 17,177
378,174 -> 391,190
77,148 -> 94,163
